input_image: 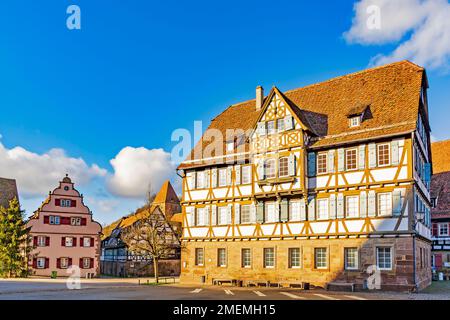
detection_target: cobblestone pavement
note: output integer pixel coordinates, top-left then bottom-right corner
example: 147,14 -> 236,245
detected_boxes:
0,279 -> 448,300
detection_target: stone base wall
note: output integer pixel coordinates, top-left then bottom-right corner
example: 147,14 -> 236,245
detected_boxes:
180,236 -> 431,291
100,259 -> 180,277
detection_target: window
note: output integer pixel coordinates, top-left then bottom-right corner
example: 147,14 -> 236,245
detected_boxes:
60,257 -> 69,269
376,247 -> 392,270
71,217 -> 81,226
345,248 -> 359,270
277,118 -> 285,132
37,257 -> 46,269
267,121 -> 275,134
240,205 -> 251,224
83,237 -> 92,247
377,143 -> 390,166
317,153 -> 327,174
242,249 -> 251,268
315,248 -> 327,269
289,248 -> 301,268
439,223 -> 449,236
265,159 -> 276,179
218,168 -> 227,187
279,157 -> 289,177
218,206 -> 228,225
65,237 -> 74,247
49,216 -> 60,225
378,193 -> 392,216
265,202 -> 277,223
289,201 -> 301,221
217,248 -> 227,267
349,116 -> 360,128
241,165 -> 252,184
37,236 -> 46,247
60,199 -> 72,207
226,141 -> 234,152
345,148 -> 357,170
82,257 -> 91,269
317,199 -> 329,220
346,196 -> 359,218
195,248 -> 204,266
196,208 -> 206,226
196,171 -> 205,189
264,248 -> 275,268
186,172 -> 195,189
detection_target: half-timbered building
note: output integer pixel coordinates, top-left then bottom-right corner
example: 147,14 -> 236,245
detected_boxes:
430,140 -> 450,271
177,61 -> 432,291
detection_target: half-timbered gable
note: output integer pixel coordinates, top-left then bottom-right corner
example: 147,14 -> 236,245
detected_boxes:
178,61 -> 433,291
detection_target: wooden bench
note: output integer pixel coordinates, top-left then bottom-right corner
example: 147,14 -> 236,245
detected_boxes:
326,282 -> 355,292
213,279 -> 236,286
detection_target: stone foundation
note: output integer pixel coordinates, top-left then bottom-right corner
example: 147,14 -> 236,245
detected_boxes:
180,236 -> 431,291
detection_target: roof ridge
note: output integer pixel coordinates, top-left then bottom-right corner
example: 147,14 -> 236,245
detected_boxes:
283,60 -> 423,95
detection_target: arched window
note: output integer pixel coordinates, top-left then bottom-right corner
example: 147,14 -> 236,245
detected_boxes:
279,157 -> 289,177
265,159 -> 276,179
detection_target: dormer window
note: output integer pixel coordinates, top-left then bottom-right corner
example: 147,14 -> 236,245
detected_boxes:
349,116 -> 360,128
267,121 -> 276,135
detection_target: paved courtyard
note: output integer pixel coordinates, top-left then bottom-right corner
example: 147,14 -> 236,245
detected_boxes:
0,278 -> 449,300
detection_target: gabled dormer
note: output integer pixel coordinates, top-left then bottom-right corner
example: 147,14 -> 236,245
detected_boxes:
250,86 -> 312,153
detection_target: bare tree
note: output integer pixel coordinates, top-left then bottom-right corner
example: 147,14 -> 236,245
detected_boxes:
121,206 -> 180,283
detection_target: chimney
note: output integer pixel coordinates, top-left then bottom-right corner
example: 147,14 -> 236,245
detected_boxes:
256,86 -> 264,110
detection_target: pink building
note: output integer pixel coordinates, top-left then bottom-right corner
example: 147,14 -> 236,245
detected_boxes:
27,175 -> 102,277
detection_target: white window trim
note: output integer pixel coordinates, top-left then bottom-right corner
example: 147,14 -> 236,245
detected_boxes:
289,248 -> 302,269
378,192 -> 393,217
263,248 -> 275,269
349,116 -> 361,128
218,249 -> 227,267
241,165 -> 252,185
439,223 -> 449,236
36,257 -> 46,269
317,199 -> 329,220
37,236 -> 46,247
377,143 -> 391,167
376,247 -> 393,271
317,152 -> 328,175
242,249 -> 251,268
344,248 -> 359,271
218,169 -> 227,187
345,148 -> 358,171
278,157 -> 289,178
346,196 -> 359,218
315,248 -> 328,269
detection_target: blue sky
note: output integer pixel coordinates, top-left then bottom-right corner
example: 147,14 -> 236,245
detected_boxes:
0,0 -> 449,225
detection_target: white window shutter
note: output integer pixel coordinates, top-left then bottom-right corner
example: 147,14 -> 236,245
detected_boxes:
234,203 -> 240,225
257,159 -> 265,180
257,122 -> 266,136
227,204 -> 233,224
284,115 -> 294,130
226,166 -> 233,185
235,165 -> 241,185
329,194 -> 337,219
288,153 -> 296,176
391,140 -> 400,165
211,205 -> 217,225
337,148 -> 345,172
205,170 -> 210,188
205,206 -> 210,226
299,199 -> 307,221
368,143 -> 376,168
360,191 -> 367,218
192,172 -> 197,189
368,191 -> 376,217
307,196 -> 315,221
211,168 -> 217,188
328,150 -> 335,173
250,203 -> 257,223
393,189 -> 402,216
358,145 -> 366,170
274,201 -> 280,222
337,193 -> 344,218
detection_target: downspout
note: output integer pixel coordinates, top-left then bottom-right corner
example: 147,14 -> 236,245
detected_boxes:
411,131 -> 418,293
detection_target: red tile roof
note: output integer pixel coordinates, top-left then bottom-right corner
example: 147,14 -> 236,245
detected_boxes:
431,171 -> 450,218
178,60 -> 424,169
431,140 -> 450,174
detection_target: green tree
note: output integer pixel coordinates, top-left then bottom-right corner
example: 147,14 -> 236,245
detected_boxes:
0,198 -> 32,278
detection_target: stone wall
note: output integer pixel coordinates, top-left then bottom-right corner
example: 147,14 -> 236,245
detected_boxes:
180,236 -> 431,291
101,259 -> 180,278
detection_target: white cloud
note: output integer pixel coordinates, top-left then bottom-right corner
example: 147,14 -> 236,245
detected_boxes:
0,141 -> 107,198
107,147 -> 176,198
85,197 -> 120,213
344,0 -> 450,70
